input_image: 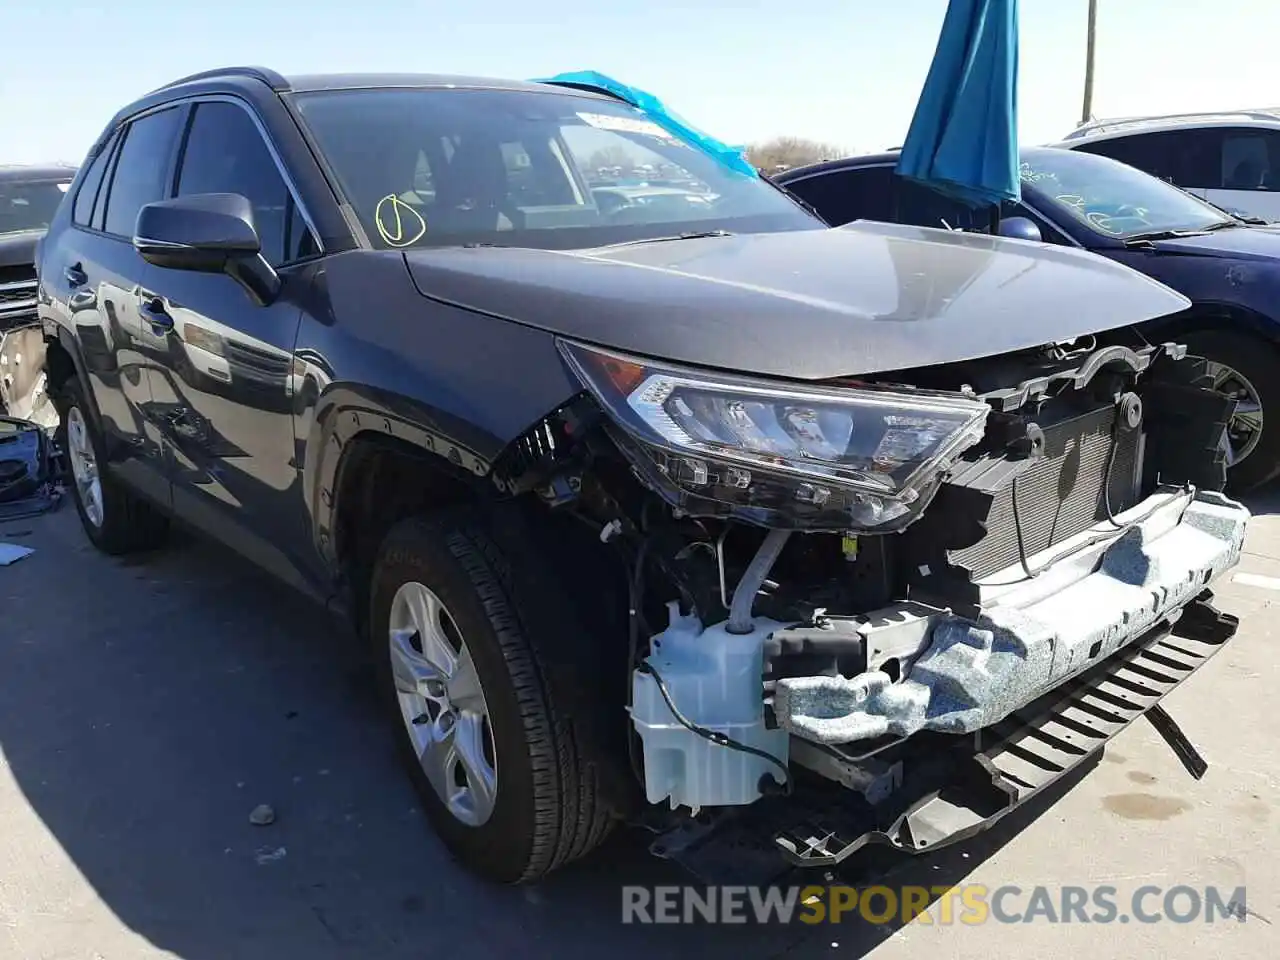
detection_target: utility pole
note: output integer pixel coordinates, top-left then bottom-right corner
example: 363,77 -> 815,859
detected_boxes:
1081,0 -> 1098,124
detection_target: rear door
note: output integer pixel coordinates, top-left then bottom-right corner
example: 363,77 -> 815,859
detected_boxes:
41,106 -> 185,507
140,97 -> 326,596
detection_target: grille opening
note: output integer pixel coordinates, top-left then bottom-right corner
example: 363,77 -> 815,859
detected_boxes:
948,405 -> 1141,580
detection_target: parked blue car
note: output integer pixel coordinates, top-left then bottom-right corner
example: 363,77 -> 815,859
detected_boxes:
776,147 -> 1280,490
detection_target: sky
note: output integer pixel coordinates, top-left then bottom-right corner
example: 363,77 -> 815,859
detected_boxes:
2,0 -> 1278,166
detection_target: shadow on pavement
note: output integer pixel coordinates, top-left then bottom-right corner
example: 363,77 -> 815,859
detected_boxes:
1243,482 -> 1280,517
0,510 -> 1093,960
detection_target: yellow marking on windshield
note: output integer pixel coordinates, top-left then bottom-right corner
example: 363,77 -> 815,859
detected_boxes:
374,194 -> 427,247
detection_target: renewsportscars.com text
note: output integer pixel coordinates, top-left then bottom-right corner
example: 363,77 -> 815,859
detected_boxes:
621,884 -> 1249,925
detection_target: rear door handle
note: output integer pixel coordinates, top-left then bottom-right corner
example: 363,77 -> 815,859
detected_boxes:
139,296 -> 174,333
65,263 -> 87,287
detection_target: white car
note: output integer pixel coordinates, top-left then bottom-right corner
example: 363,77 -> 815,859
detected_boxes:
1059,110 -> 1280,223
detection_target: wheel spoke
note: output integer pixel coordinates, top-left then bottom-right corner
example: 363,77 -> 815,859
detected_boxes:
454,711 -> 497,818
389,628 -> 440,695
446,644 -> 484,711
407,586 -> 458,677
1234,405 -> 1264,433
419,722 -> 456,800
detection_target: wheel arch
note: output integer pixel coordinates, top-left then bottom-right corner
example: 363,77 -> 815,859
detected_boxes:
1144,299 -> 1280,350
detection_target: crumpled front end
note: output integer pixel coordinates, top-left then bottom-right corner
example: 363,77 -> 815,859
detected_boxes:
500,322 -> 1251,864
774,488 -> 1248,744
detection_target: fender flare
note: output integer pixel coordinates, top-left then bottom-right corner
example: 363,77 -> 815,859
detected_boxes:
303,383 -> 497,571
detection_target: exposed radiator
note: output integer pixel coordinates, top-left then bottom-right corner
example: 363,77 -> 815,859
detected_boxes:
948,405 -> 1141,579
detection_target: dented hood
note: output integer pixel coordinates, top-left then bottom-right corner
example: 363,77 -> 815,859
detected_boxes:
403,220 -> 1191,380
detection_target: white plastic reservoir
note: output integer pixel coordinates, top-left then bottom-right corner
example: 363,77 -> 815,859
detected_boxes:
631,602 -> 792,810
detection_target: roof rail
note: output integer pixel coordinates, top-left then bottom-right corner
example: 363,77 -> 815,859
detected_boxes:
151,66 -> 289,94
1065,108 -> 1280,139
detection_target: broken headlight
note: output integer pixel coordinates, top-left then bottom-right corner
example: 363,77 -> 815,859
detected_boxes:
560,340 -> 990,532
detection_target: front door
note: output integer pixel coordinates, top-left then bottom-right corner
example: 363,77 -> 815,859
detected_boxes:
141,98 -> 326,597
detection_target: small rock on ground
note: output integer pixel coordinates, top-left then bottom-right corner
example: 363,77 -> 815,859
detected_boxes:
249,804 -> 275,826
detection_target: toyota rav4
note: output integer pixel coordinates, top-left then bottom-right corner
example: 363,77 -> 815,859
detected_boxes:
37,67 -> 1249,884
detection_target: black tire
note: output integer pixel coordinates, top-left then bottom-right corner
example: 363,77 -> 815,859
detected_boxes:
369,507 -> 617,883
54,378 -> 169,554
1180,329 -> 1280,492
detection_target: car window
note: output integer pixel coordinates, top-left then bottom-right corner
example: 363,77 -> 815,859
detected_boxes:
1074,131 -> 1178,183
1019,147 -> 1231,239
0,177 -> 72,236
1173,129 -> 1227,188
102,106 -> 184,238
782,167 -> 893,225
176,101 -> 318,266
895,179 -> 990,231
292,87 -> 820,250
91,134 -> 121,231
1220,128 -> 1280,191
73,132 -> 119,228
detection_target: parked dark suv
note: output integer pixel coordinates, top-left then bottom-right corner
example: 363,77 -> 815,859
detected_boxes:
39,67 -> 1250,885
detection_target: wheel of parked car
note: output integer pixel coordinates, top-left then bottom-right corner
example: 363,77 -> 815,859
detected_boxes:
1180,329 -> 1280,492
54,379 -> 169,554
368,508 -> 617,883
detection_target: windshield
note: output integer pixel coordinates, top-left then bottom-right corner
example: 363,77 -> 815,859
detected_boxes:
0,178 -> 71,235
1019,148 -> 1233,239
292,87 -> 822,250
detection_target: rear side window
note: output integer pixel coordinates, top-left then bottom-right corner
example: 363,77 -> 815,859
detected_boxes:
1074,130 -> 1217,188
73,130 -> 119,228
784,167 -> 894,225
102,106 -> 184,238
175,101 -> 317,265
1220,128 -> 1280,190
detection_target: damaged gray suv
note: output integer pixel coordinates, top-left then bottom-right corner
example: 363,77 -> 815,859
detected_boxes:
37,67 -> 1249,884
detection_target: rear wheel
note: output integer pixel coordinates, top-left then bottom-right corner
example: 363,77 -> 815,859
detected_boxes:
369,508 -> 616,883
56,379 -> 169,554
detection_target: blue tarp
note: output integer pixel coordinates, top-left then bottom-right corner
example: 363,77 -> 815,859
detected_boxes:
536,70 -> 759,179
895,0 -> 1021,208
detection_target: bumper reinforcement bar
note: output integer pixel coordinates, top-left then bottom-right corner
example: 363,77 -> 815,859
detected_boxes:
772,592 -> 1238,868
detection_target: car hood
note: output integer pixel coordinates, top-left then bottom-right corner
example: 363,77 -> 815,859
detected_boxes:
0,229 -> 43,270
403,220 -> 1191,380
1148,224 -> 1280,261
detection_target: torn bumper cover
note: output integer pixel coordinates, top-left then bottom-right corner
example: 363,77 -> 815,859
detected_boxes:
774,488 -> 1248,744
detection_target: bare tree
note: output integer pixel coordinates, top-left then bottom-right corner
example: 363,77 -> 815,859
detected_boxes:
745,137 -> 848,173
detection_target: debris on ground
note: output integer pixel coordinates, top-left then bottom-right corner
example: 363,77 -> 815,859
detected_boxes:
249,804 -> 276,826
254,846 -> 287,865
0,415 -> 63,522
0,542 -> 34,566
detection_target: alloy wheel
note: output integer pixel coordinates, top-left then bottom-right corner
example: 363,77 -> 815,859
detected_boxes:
66,406 -> 104,528
388,581 -> 498,826
1207,360 -> 1264,467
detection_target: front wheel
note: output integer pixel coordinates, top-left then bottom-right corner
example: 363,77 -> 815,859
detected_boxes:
368,508 -> 616,883
1180,329 -> 1280,492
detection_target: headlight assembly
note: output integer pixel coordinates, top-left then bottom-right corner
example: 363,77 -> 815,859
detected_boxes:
559,340 -> 990,532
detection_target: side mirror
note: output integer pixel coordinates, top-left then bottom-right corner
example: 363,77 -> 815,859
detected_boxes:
997,216 -> 1043,243
133,193 -> 280,304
